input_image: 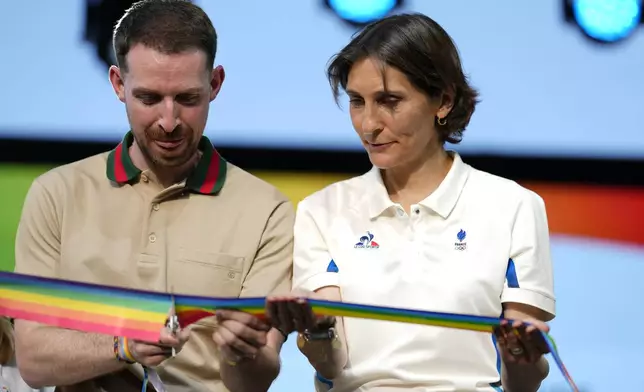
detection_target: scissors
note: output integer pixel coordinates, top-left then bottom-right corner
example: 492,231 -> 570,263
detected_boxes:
166,292 -> 180,358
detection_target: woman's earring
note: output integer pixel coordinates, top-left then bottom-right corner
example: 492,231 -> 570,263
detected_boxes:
437,117 -> 447,126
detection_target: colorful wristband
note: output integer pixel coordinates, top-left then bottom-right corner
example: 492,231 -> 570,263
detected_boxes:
113,336 -> 120,361
114,336 -> 136,364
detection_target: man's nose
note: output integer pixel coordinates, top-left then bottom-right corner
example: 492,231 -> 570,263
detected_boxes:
158,99 -> 180,133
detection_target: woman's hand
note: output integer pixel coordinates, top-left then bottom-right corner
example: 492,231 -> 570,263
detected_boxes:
494,319 -> 551,364
265,290 -> 335,335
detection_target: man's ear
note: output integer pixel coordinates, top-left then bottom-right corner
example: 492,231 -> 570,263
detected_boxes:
209,65 -> 225,102
109,65 -> 126,103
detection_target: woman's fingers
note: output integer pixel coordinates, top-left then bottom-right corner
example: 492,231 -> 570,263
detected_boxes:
266,295 -> 322,333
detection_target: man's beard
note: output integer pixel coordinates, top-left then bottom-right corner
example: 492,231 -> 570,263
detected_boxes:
135,132 -> 197,169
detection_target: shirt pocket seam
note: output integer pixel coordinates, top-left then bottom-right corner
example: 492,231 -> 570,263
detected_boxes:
177,248 -> 244,272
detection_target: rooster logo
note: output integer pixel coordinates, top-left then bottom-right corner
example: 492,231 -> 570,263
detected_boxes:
354,231 -> 379,249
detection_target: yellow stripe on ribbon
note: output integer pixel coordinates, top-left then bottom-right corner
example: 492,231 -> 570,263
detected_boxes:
0,288 -> 164,322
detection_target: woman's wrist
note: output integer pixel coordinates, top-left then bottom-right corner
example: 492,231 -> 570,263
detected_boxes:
297,326 -> 343,363
310,316 -> 336,332
502,355 -> 549,392
297,328 -> 346,380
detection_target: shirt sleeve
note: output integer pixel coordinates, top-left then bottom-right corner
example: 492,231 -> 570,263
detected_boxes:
292,198 -> 340,292
500,190 -> 556,319
240,200 -> 295,297
14,178 -> 62,278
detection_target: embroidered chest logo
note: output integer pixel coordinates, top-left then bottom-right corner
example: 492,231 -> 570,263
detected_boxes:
454,229 -> 467,251
354,231 -> 380,249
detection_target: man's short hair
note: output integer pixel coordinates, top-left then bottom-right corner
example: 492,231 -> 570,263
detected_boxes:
113,0 -> 217,72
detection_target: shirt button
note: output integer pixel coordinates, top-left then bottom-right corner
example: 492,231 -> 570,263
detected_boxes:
152,203 -> 160,211
227,271 -> 236,279
149,233 -> 157,243
414,208 -> 420,214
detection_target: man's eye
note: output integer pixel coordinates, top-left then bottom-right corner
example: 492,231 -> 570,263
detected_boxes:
138,95 -> 160,105
177,95 -> 200,105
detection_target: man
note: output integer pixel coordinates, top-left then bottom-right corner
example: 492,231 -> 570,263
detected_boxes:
12,1 -> 293,391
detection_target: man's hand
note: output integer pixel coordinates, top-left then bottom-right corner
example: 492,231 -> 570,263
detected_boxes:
128,327 -> 191,367
212,309 -> 272,365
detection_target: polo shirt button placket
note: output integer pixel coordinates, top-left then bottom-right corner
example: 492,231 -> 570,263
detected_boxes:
396,207 -> 405,217
408,206 -> 419,240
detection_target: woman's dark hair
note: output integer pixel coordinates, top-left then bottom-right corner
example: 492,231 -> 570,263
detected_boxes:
327,13 -> 479,144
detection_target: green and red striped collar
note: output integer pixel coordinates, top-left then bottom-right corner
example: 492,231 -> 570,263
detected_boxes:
106,132 -> 227,195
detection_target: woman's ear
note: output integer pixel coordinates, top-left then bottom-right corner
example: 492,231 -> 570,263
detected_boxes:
436,90 -> 455,120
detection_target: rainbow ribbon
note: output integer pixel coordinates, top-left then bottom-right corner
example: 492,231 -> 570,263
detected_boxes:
0,271 -> 578,391
0,271 -> 169,342
175,295 -> 578,392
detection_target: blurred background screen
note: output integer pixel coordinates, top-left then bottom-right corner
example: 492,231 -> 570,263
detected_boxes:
1,0 -> 644,158
0,0 -> 643,391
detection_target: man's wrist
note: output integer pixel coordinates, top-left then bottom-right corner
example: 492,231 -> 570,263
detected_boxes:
220,346 -> 280,392
221,355 -> 250,368
113,336 -> 136,364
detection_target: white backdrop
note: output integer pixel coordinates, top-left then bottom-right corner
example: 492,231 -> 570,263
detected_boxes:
0,1 -> 643,158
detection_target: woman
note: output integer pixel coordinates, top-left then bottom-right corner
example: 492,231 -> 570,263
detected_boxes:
267,12 -> 555,392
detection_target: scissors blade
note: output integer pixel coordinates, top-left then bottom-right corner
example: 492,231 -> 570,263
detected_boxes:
167,290 -> 179,358
167,287 -> 179,329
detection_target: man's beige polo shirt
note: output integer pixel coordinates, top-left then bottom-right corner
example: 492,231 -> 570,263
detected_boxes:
14,132 -> 294,392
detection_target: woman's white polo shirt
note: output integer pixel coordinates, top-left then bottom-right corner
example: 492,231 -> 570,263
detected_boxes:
293,152 -> 556,392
